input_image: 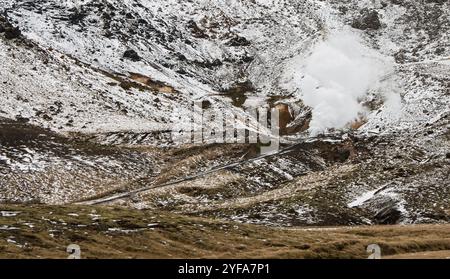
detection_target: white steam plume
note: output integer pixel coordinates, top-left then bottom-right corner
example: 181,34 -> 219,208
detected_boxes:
283,31 -> 393,135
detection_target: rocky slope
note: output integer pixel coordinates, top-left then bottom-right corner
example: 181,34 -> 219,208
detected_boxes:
0,0 -> 449,227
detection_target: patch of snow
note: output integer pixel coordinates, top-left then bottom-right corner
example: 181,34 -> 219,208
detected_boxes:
348,188 -> 380,208
1,211 -> 21,217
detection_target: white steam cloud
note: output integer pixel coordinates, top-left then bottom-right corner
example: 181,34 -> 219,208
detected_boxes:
283,31 -> 392,135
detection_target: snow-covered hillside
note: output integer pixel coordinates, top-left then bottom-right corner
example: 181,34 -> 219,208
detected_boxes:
0,0 -> 449,226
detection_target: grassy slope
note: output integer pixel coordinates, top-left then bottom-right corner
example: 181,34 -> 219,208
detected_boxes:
0,205 -> 449,259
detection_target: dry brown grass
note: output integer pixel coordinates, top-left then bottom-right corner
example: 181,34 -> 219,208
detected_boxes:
129,72 -> 177,94
0,205 -> 449,259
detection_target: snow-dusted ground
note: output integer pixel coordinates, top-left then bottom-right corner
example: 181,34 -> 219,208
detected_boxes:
0,0 -> 449,226
1,0 -> 448,136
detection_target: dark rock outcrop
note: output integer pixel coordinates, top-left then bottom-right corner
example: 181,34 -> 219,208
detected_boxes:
374,203 -> 402,224
0,16 -> 21,39
227,35 -> 251,47
4,26 -> 21,39
123,49 -> 141,61
351,9 -> 382,30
